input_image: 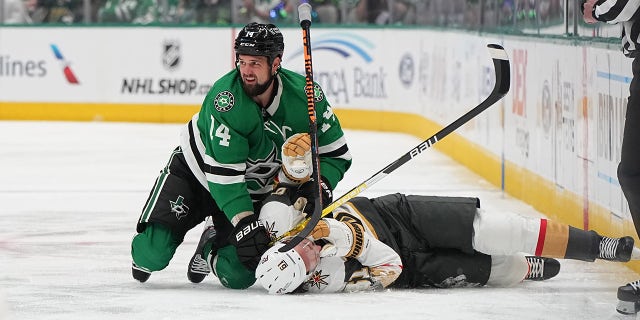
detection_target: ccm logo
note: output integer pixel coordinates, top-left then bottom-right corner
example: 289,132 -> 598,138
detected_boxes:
409,137 -> 438,158
235,220 -> 263,241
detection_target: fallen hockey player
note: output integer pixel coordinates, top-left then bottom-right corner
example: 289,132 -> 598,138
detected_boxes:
254,184 -> 636,294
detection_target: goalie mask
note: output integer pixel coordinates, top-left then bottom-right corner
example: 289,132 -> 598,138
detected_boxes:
255,238 -> 321,294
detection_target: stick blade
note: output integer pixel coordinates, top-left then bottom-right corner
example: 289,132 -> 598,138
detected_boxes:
487,44 -> 510,96
298,3 -> 312,26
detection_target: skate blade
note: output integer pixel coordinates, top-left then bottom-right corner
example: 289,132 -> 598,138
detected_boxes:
632,247 -> 640,261
616,300 -> 639,315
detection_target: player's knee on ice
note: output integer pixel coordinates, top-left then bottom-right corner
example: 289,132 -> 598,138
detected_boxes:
131,223 -> 179,271
213,245 -> 256,289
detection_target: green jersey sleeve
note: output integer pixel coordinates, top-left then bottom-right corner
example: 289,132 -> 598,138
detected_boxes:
276,69 -> 352,190
314,86 -> 352,189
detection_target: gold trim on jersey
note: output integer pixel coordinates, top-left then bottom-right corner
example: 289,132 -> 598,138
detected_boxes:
333,202 -> 379,240
344,221 -> 365,258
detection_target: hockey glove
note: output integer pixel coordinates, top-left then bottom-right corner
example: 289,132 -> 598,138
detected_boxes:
229,214 -> 270,271
279,133 -> 312,184
310,218 -> 365,259
344,267 -> 384,292
297,177 -> 333,215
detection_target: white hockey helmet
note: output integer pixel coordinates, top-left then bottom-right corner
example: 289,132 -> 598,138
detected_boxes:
255,241 -> 307,294
255,238 -> 320,294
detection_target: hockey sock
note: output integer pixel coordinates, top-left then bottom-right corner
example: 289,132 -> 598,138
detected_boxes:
472,209 -> 540,255
534,219 -> 599,261
486,253 -> 528,287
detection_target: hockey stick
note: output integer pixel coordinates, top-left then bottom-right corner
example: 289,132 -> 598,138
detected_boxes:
276,44 -> 510,243
279,3 -> 323,252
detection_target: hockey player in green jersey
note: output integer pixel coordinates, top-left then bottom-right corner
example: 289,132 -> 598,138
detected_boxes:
130,22 -> 352,289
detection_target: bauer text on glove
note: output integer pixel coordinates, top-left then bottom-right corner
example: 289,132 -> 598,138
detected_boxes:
229,213 -> 270,271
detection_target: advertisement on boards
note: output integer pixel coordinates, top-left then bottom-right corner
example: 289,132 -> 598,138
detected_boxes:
0,27 -> 232,104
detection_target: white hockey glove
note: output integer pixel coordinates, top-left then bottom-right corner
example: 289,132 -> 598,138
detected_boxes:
344,267 -> 384,292
259,193 -> 307,240
310,218 -> 365,259
279,133 -> 312,184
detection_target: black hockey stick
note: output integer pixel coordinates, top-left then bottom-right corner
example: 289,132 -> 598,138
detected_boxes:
276,44 -> 510,242
279,3 -> 323,252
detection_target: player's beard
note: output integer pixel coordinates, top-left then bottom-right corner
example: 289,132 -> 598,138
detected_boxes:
242,74 -> 275,97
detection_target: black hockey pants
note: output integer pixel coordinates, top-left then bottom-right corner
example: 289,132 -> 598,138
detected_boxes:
619,56 -> 640,237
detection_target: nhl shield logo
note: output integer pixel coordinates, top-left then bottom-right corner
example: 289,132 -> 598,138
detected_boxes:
398,53 -> 414,88
162,40 -> 180,71
214,91 -> 235,112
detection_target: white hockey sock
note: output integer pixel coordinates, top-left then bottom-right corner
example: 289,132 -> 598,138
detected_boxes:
472,209 -> 540,255
486,253 -> 528,287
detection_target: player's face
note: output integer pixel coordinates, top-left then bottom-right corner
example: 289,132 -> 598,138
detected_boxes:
293,238 -> 321,273
237,54 -> 279,97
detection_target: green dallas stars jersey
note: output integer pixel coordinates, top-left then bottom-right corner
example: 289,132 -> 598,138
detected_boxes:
179,67 -> 352,224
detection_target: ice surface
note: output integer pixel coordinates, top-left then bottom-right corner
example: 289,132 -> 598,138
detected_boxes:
0,121 -> 638,320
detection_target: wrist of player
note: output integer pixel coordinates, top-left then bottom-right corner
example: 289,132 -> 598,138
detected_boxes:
296,177 -> 333,215
278,169 -> 309,185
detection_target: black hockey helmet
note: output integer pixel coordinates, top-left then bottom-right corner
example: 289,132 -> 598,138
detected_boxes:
234,22 -> 285,61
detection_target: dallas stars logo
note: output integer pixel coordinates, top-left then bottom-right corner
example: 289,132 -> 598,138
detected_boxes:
245,148 -> 280,188
306,270 -> 329,289
313,84 -> 324,102
170,195 -> 190,220
214,91 -> 234,112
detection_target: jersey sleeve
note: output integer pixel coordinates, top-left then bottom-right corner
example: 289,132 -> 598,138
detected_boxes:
311,217 -> 403,291
313,84 -> 352,190
593,0 -> 640,23
347,235 -> 403,290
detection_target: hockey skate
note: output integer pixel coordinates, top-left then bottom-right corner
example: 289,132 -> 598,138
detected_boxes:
187,216 -> 217,283
598,236 -> 634,262
617,280 -> 640,314
132,262 -> 151,283
524,256 -> 560,281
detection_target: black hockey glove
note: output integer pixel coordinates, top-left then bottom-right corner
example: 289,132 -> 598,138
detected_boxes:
297,176 -> 333,215
229,214 -> 270,271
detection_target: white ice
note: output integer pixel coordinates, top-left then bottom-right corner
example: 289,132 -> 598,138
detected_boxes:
0,121 -> 638,320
